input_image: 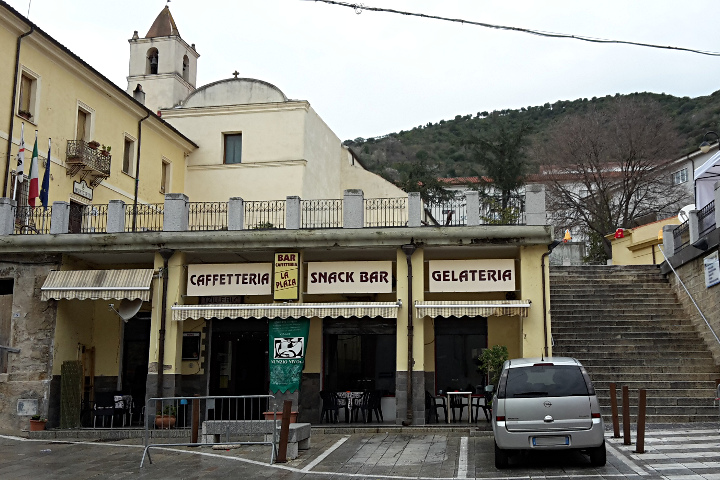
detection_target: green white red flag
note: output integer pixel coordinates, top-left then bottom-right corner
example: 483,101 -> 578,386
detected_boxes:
28,131 -> 39,207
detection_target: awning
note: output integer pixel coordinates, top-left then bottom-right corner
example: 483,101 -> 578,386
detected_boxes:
41,269 -> 154,302
695,151 -> 720,209
172,301 -> 401,321
415,300 -> 531,318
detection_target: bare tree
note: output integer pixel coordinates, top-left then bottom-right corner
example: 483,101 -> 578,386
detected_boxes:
534,98 -> 688,260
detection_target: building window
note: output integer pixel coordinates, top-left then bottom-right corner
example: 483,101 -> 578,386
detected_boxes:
17,70 -> 39,122
122,137 -> 136,176
671,168 -> 688,185
182,55 -> 189,82
147,48 -> 159,75
161,159 -> 171,193
224,134 -> 242,164
76,109 -> 88,141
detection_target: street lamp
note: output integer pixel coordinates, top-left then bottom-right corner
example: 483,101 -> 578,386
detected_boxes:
699,131 -> 719,153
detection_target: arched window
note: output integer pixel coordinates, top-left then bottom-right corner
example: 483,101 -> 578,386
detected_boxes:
182,55 -> 189,82
146,48 -> 159,75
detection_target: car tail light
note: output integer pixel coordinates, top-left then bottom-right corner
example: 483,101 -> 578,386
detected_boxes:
496,415 -> 506,421
591,413 -> 602,419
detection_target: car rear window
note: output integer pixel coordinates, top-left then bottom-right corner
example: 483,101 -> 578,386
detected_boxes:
504,365 -> 589,398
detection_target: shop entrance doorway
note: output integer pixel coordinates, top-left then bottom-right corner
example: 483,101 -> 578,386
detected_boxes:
122,314 -> 150,416
434,317 -> 488,394
209,319 -> 269,418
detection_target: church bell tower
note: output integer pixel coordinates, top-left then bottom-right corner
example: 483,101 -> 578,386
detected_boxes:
126,5 -> 199,113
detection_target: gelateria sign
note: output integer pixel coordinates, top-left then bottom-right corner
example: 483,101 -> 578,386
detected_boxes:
187,263 -> 272,296
307,261 -> 393,294
429,259 -> 515,292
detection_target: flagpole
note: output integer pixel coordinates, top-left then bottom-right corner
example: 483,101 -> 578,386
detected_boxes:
12,123 -> 25,201
41,137 -> 51,233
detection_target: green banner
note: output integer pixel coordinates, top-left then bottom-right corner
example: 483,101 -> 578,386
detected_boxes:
269,317 -> 310,393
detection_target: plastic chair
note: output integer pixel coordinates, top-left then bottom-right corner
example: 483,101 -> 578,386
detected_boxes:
319,391 -> 339,423
425,391 -> 447,423
360,390 -> 383,423
93,392 -> 117,428
472,385 -> 494,422
449,393 -> 467,422
351,391 -> 370,423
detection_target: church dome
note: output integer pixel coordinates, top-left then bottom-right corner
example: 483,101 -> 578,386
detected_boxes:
182,77 -> 288,108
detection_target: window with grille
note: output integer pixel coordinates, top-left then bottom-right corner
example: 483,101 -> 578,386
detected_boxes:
224,134 -> 242,164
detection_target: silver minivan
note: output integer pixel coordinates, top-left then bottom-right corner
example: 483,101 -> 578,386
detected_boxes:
492,357 -> 606,468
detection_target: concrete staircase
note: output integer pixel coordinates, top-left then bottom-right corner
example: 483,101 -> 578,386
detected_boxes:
550,265 -> 720,424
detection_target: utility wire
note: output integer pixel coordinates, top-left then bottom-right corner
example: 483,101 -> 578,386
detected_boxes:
308,0 -> 720,57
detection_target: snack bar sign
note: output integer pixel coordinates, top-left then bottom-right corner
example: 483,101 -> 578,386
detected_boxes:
187,263 -> 272,296
307,261 -> 393,294
429,259 -> 515,292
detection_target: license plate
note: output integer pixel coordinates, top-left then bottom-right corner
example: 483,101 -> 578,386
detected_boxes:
532,436 -> 570,446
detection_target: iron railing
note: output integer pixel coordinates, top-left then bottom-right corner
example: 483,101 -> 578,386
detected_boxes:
673,220 -> 690,254
364,197 -> 407,227
13,205 -> 51,234
301,199 -> 342,229
425,197 -> 467,226
480,194 -> 526,225
66,140 -> 111,182
189,202 -> 228,231
69,204 -> 108,233
125,203 -> 164,232
698,201 -> 716,238
244,200 -> 285,230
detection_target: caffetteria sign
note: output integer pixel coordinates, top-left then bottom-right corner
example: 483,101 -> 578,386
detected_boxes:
187,264 -> 272,296
428,259 -> 515,292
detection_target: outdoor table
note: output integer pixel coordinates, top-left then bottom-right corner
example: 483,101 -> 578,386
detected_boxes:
335,391 -> 363,423
446,391 -> 472,424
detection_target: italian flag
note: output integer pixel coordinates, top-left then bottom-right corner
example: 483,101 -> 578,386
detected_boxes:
28,132 -> 39,207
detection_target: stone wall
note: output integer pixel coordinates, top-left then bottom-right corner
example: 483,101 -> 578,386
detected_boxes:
666,252 -> 720,366
0,255 -> 60,432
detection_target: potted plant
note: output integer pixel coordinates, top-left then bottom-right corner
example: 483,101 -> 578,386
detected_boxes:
88,140 -> 100,150
18,109 -> 32,120
155,405 -> 176,429
29,414 -> 47,431
478,344 -> 509,389
100,145 -> 111,156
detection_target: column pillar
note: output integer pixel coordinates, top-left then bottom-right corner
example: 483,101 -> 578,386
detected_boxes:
286,196 -> 301,230
228,197 -> 244,231
49,201 -> 69,234
163,193 -> 189,232
107,200 -> 126,233
343,189 -> 364,229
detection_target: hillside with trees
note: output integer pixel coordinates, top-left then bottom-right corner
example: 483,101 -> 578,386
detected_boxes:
346,90 -> 720,182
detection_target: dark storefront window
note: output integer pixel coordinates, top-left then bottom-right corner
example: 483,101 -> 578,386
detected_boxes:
323,318 -> 396,395
435,317 -> 488,394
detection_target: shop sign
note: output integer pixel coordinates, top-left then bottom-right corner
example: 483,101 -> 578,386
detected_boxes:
704,251 -> 720,288
307,261 -> 393,294
187,263 -> 272,296
274,253 -> 299,300
269,317 -> 310,393
429,259 -> 515,292
73,180 -> 93,200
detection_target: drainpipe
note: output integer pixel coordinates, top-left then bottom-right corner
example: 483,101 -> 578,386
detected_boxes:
4,26 -> 34,197
132,113 -> 151,232
156,248 -> 174,399
540,240 -> 561,357
401,243 -> 417,425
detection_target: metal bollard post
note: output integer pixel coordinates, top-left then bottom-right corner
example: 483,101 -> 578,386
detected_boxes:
622,385 -> 631,445
635,389 -> 646,453
609,383 -> 620,438
276,400 -> 293,463
191,397 -> 200,445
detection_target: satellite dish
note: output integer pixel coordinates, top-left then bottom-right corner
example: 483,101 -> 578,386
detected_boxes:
678,204 -> 696,222
117,298 -> 143,321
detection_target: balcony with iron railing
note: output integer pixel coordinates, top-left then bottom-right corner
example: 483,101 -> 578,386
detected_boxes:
0,188 -> 545,236
66,140 -> 111,187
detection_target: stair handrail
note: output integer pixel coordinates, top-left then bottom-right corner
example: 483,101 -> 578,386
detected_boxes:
659,247 -> 720,347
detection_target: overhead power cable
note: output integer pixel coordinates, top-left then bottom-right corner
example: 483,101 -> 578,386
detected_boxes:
307,0 -> 720,57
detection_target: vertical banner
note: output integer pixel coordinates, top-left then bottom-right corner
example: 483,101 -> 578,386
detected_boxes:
274,253 -> 299,300
269,317 -> 310,393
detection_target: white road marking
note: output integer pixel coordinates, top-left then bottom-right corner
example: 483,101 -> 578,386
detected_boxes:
606,439 -> 649,476
457,436 -> 468,478
301,435 -> 349,472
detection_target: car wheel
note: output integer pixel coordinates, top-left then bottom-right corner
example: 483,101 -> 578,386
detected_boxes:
495,441 -> 509,469
589,441 -> 606,467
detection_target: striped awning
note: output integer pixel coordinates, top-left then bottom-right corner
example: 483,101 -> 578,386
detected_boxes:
172,302 -> 401,321
415,300 -> 531,318
41,269 -> 154,302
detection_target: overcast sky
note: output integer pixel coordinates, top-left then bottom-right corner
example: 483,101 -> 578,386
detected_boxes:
7,0 -> 720,141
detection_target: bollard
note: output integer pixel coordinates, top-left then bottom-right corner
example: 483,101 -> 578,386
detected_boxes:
622,385 -> 631,445
609,383 -> 620,438
276,400 -> 293,463
635,389 -> 646,453
191,397 -> 200,445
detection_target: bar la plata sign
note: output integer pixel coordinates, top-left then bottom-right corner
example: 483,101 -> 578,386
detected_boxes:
187,263 -> 272,296
429,259 -> 515,292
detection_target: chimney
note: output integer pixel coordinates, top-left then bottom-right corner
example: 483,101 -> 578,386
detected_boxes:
133,84 -> 146,105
